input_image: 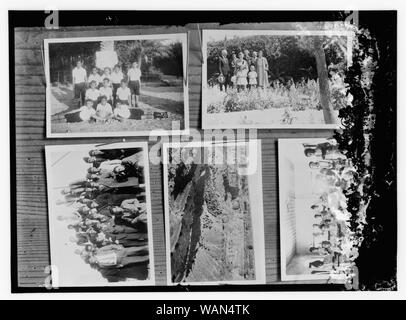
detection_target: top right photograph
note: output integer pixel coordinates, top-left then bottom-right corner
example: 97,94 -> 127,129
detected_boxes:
202,28 -> 353,129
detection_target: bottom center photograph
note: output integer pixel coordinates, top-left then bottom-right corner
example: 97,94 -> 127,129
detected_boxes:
163,140 -> 266,285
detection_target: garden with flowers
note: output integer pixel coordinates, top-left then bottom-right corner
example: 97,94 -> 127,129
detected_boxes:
205,33 -> 349,126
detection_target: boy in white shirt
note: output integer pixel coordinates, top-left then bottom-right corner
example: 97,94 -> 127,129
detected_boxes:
114,103 -> 131,120
72,60 -> 87,107
115,80 -> 131,106
64,99 -> 96,123
87,67 -> 102,88
102,67 -> 113,87
85,80 -> 101,108
99,78 -> 113,105
127,61 -> 141,107
79,99 -> 97,122
95,96 -> 113,122
111,64 -> 124,105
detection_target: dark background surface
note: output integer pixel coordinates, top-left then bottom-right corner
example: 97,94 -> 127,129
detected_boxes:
9,10 -> 396,292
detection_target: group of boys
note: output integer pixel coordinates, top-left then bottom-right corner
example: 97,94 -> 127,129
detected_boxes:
62,147 -> 150,282
66,60 -> 143,124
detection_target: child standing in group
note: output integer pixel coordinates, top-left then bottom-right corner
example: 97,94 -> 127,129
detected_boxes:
72,60 -> 87,107
111,64 -> 124,106
99,78 -> 113,105
127,61 -> 141,107
79,99 -> 97,122
94,96 -> 113,122
247,65 -> 258,90
85,80 -> 100,109
87,67 -> 102,88
101,67 -> 113,87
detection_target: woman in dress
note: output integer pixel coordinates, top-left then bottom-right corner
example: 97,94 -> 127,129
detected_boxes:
235,52 -> 248,92
256,50 -> 269,89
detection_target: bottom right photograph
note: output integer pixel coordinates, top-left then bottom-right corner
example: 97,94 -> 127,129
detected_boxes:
278,138 -> 359,282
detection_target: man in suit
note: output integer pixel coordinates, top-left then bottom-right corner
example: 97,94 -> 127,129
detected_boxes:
218,49 -> 230,92
88,244 -> 149,268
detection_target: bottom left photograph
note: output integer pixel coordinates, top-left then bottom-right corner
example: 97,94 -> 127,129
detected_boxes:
45,141 -> 155,287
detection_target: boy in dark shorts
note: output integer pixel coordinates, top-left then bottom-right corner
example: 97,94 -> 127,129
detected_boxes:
72,60 -> 87,107
127,61 -> 141,107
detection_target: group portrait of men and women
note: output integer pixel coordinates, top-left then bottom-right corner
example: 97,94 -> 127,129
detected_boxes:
217,49 -> 270,92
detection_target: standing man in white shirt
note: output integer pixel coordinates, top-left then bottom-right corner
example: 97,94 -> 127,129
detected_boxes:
127,61 -> 142,107
72,60 -> 87,107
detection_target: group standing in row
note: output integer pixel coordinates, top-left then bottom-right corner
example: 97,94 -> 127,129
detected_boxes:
303,141 -> 359,275
67,60 -> 143,123
218,49 -> 270,92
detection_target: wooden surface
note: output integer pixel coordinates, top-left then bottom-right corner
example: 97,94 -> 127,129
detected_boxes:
14,24 -> 334,289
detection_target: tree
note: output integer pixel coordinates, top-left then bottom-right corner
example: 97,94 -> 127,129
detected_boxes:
115,40 -> 172,73
313,36 -> 335,124
153,42 -> 183,77
296,34 -> 348,124
49,41 -> 100,83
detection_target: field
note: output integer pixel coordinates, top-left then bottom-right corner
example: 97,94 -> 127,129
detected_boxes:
50,79 -> 185,134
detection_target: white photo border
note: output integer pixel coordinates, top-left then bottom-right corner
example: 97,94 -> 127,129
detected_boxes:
201,29 -> 354,130
278,138 -> 348,282
45,141 -> 156,287
162,139 -> 266,286
44,33 -> 190,138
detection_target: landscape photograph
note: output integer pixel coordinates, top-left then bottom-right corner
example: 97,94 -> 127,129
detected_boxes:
163,140 -> 266,285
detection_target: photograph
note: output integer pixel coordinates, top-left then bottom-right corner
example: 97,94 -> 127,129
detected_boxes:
278,138 -> 359,281
45,142 -> 155,287
202,28 -> 353,129
163,140 -> 266,285
44,33 -> 189,137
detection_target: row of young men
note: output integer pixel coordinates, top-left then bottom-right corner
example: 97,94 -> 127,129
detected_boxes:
63,148 -> 150,280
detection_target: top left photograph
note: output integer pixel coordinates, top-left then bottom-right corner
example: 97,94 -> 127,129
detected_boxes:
44,33 -> 189,138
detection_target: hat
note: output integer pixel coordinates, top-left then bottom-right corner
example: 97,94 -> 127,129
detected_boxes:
218,74 -> 225,84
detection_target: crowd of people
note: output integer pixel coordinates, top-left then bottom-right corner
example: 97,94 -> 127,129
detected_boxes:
59,147 -> 150,282
216,49 -> 270,92
303,140 -> 359,277
64,60 -> 144,123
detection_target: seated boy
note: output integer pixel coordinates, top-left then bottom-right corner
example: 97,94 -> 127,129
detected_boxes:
64,99 -> 96,123
115,79 -> 131,107
114,103 -> 131,120
94,96 -> 113,122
